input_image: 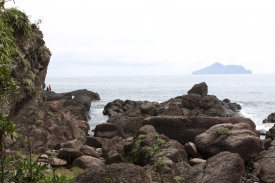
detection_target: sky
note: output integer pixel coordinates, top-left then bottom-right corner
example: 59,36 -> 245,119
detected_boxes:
7,0 -> 275,77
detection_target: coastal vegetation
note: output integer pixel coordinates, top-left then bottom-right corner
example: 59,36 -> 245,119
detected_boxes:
0,1 -> 72,182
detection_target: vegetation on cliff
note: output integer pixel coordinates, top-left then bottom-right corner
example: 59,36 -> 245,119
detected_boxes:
0,1 -> 73,182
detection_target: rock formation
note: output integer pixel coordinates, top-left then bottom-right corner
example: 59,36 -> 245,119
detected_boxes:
2,19 -> 270,182
102,82 -> 243,138
263,112 -> 275,123
1,25 -> 100,152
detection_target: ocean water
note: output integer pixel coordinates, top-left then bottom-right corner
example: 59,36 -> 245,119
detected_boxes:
46,75 -> 275,133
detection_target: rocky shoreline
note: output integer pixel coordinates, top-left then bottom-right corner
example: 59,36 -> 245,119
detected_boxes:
11,82 -> 275,183
3,23 -> 275,183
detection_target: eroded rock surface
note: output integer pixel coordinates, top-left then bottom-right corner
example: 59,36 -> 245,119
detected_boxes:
102,83 -> 243,138
194,123 -> 263,161
71,163 -> 152,183
183,151 -> 244,183
143,116 -> 256,145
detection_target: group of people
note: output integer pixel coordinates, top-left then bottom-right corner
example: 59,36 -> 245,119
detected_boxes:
46,85 -> 51,91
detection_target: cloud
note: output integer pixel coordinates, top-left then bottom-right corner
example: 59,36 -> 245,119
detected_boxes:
6,0 -> 275,76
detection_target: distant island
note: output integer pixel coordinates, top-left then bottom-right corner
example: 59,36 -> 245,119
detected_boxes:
192,62 -> 253,75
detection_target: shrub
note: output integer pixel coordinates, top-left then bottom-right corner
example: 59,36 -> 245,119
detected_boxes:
1,7 -> 36,41
131,133 -> 166,164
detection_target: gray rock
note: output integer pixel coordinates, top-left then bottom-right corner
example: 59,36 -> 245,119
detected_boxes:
184,142 -> 199,158
106,150 -> 123,164
183,151 -> 244,183
253,147 -> 275,183
194,123 -> 263,161
50,158 -> 67,166
58,148 -> 84,164
189,158 -> 206,166
143,116 -> 257,145
263,112 -> 275,123
85,136 -> 108,148
71,163 -> 151,183
136,125 -> 157,136
63,139 -> 83,151
72,155 -> 105,170
187,82 -> 208,96
94,123 -> 123,139
80,145 -> 100,158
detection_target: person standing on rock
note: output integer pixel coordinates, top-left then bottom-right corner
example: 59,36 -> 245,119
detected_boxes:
48,85 -> 51,91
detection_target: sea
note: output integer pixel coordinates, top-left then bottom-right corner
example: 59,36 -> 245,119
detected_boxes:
46,74 -> 275,133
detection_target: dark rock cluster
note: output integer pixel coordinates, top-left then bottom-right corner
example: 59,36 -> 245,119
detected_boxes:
263,112 -> 275,123
67,82 -> 271,183
3,28 -> 274,182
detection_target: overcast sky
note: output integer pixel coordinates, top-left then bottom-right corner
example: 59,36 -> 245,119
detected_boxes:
7,0 -> 275,77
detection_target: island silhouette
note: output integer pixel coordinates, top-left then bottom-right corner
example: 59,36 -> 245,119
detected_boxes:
192,62 -> 253,74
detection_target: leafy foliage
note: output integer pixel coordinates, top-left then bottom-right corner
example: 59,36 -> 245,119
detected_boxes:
0,20 -> 18,99
131,133 -> 166,164
1,7 -> 35,42
12,160 -> 47,183
0,113 -> 17,182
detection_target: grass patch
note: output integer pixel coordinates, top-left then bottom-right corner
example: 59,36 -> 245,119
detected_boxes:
47,111 -> 58,117
36,120 -> 43,125
46,167 -> 85,177
174,175 -> 184,183
218,127 -> 230,136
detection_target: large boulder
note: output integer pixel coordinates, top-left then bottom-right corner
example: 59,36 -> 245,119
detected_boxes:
71,163 -> 151,183
80,145 -> 100,158
183,151 -> 244,183
101,136 -> 126,159
253,141 -> 275,182
85,136 -> 108,148
94,123 -> 123,139
129,131 -> 188,167
72,155 -> 105,170
57,148 -> 84,164
63,89 -> 100,101
102,83 -> 243,138
45,91 -> 69,101
194,123 -> 263,161
72,95 -> 92,113
263,112 -> 275,123
187,82 -> 208,96
181,94 -> 240,117
143,116 -> 257,145
49,158 -> 67,166
63,139 -> 83,151
265,124 -> 275,140
184,142 -> 200,158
